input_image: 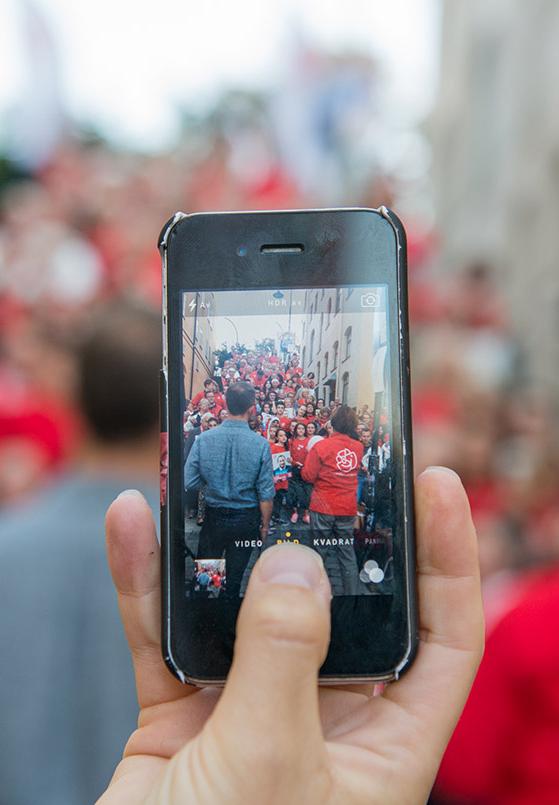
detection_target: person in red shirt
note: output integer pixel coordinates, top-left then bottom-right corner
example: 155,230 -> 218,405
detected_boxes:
270,428 -> 291,526
433,566 -> 559,805
302,405 -> 363,594
274,401 -> 292,432
191,379 -> 225,410
249,368 -> 268,388
287,422 -> 311,524
204,390 -> 223,418
295,403 -> 311,426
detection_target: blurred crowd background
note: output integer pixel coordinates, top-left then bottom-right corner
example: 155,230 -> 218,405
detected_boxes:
1,1 -> 558,804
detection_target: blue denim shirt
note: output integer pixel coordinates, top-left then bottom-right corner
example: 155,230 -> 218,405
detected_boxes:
185,419 -> 275,508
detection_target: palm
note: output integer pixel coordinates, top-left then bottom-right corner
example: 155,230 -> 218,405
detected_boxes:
100,471 -> 483,804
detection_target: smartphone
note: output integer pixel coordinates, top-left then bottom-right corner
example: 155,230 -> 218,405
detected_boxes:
159,208 -> 417,685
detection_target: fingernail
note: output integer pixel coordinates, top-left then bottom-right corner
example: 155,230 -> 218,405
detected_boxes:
259,544 -> 324,590
116,489 -> 144,499
423,466 -> 460,479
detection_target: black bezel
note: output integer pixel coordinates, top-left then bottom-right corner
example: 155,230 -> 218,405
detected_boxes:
160,208 -> 418,684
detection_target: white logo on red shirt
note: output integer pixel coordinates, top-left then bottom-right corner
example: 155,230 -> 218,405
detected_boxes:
335,448 -> 358,473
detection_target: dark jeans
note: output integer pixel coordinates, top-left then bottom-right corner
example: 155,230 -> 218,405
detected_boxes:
287,468 -> 311,510
310,511 -> 359,595
197,505 -> 261,597
272,489 -> 287,522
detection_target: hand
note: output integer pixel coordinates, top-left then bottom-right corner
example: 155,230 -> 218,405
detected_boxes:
260,524 -> 270,540
98,467 -> 483,805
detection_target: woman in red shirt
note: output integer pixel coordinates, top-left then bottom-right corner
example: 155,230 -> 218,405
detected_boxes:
287,422 -> 311,524
270,428 -> 291,526
302,405 -> 363,594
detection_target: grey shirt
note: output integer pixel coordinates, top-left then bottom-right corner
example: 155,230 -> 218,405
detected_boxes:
0,472 -> 158,805
185,419 -> 274,508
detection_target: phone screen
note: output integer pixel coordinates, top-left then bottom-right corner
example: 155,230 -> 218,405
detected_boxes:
181,284 -> 394,601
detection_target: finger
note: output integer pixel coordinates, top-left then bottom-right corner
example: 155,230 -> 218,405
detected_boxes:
330,468 -> 484,765
105,490 -> 190,709
209,544 -> 332,773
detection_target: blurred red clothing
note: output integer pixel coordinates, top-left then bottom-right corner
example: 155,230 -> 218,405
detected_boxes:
290,437 -> 309,469
191,390 -> 225,409
435,567 -> 559,805
276,416 -> 292,432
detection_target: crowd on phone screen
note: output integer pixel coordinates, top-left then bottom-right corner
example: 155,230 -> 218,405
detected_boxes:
193,562 -> 225,596
183,346 -> 391,540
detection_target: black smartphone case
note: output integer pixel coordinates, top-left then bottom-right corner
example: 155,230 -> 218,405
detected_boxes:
158,208 -> 418,685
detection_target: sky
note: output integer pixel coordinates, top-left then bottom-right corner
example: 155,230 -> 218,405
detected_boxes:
0,0 -> 441,151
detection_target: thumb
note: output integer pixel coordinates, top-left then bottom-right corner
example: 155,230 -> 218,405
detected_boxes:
208,544 -> 331,774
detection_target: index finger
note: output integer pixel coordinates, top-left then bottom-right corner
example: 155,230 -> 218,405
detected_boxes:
105,490 -> 192,709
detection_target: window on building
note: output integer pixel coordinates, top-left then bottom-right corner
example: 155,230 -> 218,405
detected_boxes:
335,289 -> 342,313
310,303 -> 314,319
333,340 -> 339,370
344,326 -> 352,359
319,312 -> 324,351
309,330 -> 315,363
324,352 -> 329,378
326,298 -> 332,327
342,372 -> 349,404
316,362 -> 321,387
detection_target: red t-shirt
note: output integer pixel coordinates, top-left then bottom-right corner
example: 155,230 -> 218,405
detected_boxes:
276,416 -> 292,432
290,437 -> 309,469
435,568 -> 559,805
301,432 -> 363,516
249,371 -> 268,388
191,390 -> 225,409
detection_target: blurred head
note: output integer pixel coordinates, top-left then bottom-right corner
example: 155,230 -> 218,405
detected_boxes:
306,422 -> 316,436
226,382 -> 255,416
200,413 -> 215,431
331,405 -> 359,441
276,428 -> 288,445
295,422 -> 306,438
77,301 -> 160,444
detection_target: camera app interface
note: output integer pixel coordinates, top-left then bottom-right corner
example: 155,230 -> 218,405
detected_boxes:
181,286 -> 394,598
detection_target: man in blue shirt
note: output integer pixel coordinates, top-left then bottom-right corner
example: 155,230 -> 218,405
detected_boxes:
185,382 -> 274,596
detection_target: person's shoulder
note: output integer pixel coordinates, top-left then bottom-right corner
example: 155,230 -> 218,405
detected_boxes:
0,475 -> 79,545
198,426 -> 222,443
247,429 -> 268,448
